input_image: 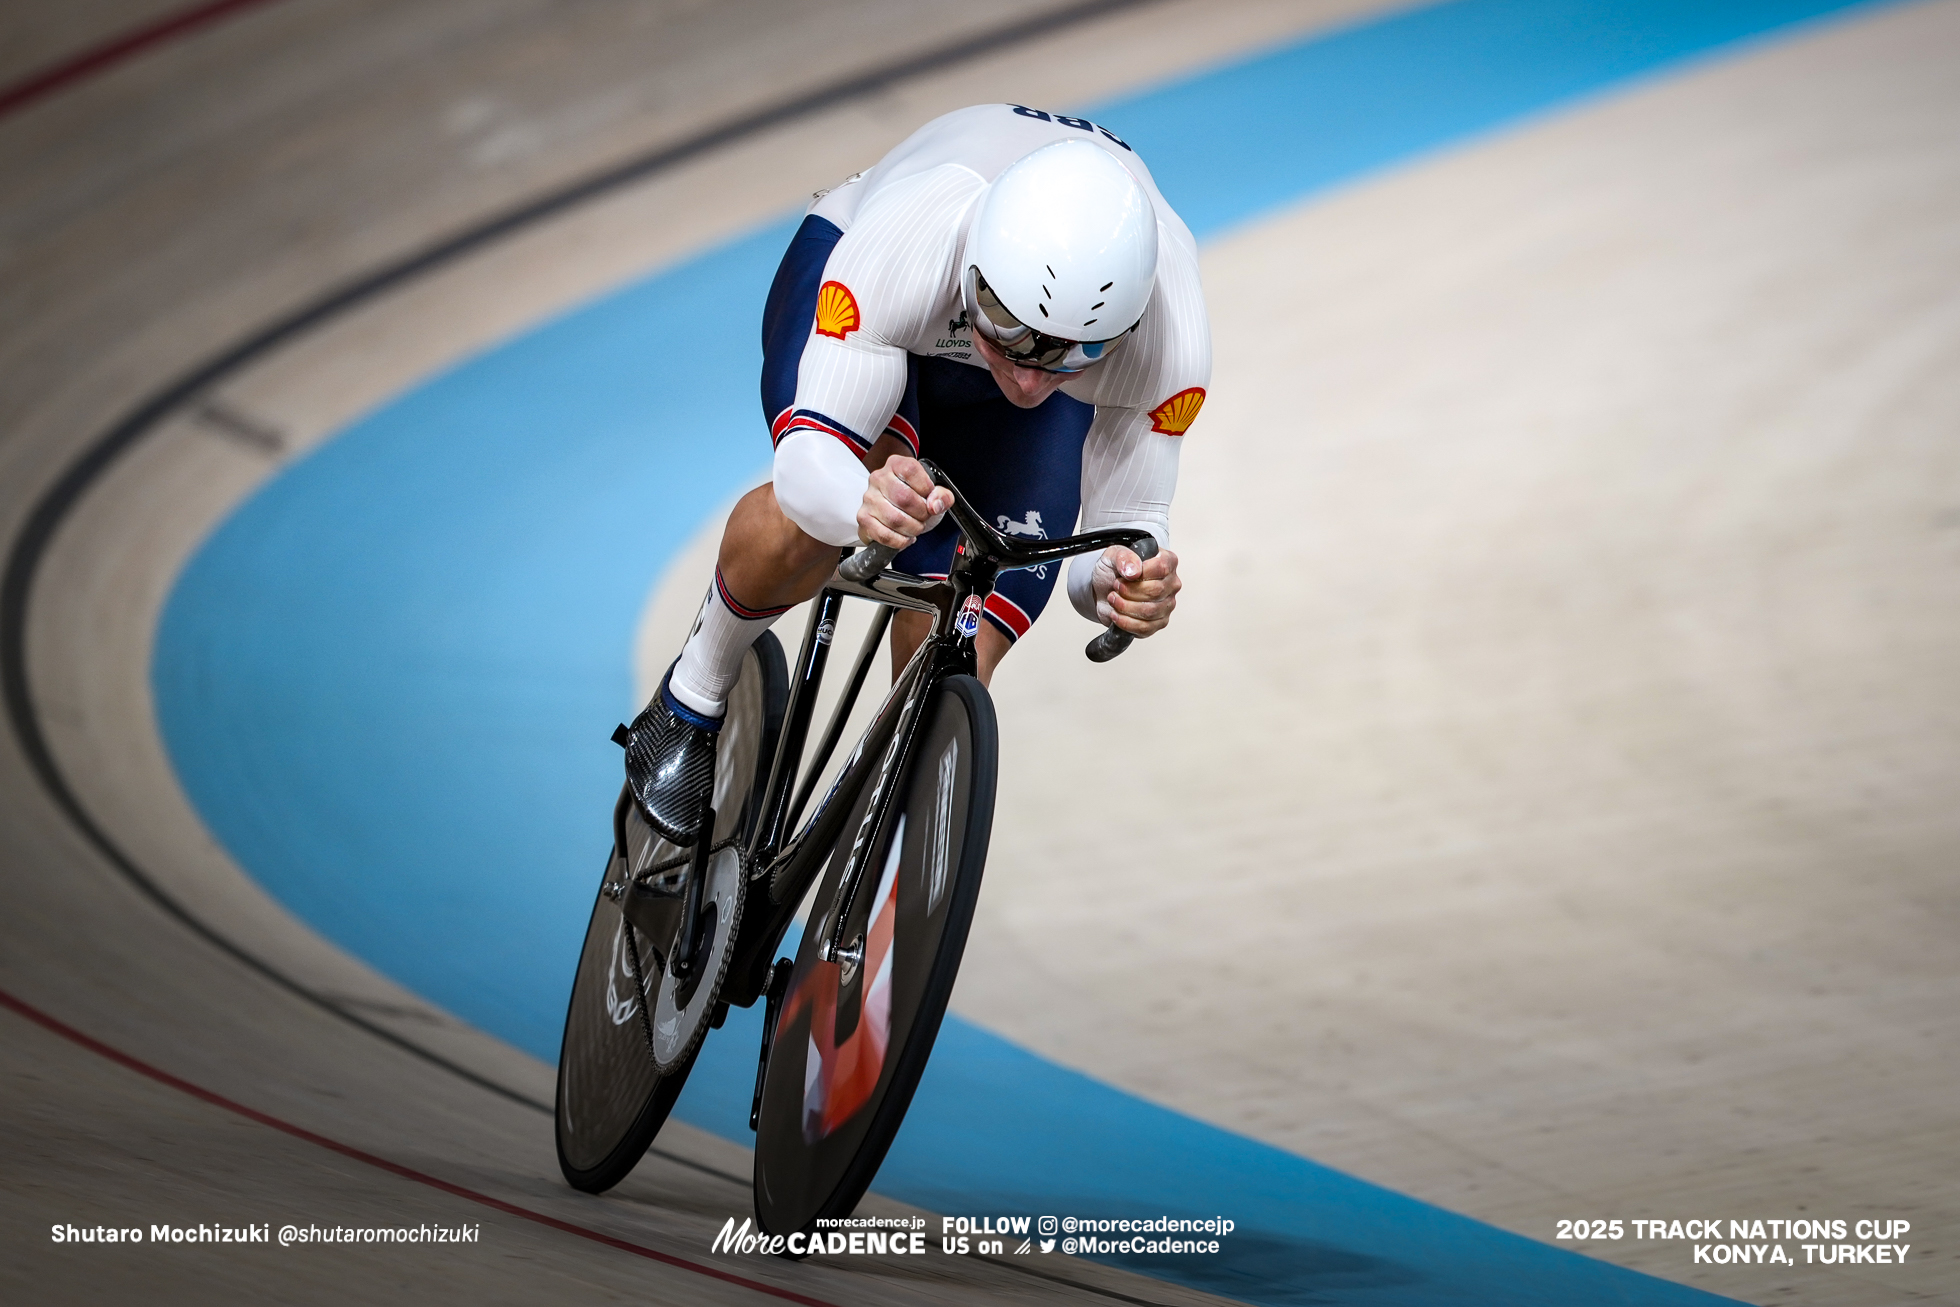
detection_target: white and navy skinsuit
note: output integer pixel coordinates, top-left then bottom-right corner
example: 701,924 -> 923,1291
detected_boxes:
749,103 -> 1212,642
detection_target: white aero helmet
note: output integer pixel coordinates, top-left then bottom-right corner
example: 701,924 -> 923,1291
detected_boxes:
964,138 -> 1159,372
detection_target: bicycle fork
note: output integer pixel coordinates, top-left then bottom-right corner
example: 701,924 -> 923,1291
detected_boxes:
817,659 -> 930,977
817,573 -> 986,974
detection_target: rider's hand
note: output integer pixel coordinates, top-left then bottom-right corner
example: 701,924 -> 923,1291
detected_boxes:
858,454 -> 953,549
1094,544 -> 1181,637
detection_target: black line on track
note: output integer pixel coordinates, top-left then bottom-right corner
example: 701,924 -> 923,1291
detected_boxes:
0,0 -> 1160,1163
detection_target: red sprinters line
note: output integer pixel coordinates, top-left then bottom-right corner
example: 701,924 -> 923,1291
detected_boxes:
0,0 -> 289,119
0,986 -> 838,1307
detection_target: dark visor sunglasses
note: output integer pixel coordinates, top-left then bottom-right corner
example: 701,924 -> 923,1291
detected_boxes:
968,269 -> 1134,373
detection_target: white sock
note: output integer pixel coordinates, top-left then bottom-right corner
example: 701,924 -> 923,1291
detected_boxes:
668,567 -> 790,719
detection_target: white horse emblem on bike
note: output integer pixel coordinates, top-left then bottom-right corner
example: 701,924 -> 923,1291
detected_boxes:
997,510 -> 1048,578
997,509 -> 1044,539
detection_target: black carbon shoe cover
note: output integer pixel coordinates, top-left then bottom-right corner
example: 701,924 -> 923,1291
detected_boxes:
623,691 -> 717,846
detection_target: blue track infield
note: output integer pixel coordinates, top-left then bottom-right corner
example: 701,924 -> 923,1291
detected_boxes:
155,1 -> 1894,1301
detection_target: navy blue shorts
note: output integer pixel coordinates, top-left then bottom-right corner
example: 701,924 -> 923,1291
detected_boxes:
761,214 -> 1092,643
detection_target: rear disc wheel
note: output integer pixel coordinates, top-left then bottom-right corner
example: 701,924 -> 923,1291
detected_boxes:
648,844 -> 744,1074
555,633 -> 785,1192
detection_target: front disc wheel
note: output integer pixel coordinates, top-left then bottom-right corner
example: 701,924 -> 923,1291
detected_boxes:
752,674 -> 997,1236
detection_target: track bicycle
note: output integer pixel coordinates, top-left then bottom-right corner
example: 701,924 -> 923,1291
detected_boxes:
556,460 -> 1155,1235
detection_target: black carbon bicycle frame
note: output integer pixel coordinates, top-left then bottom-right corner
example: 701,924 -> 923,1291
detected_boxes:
719,463 -> 1151,1008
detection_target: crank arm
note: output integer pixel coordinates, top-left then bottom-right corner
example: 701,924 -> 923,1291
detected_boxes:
669,805 -> 714,982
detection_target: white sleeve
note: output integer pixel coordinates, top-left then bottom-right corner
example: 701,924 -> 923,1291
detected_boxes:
773,428 -> 869,547
1064,230 -> 1210,622
772,167 -> 981,549
779,166 -> 976,455
788,333 -> 909,455
1067,413 -> 1183,621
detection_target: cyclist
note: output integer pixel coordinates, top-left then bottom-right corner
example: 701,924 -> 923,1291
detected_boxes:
625,103 -> 1212,845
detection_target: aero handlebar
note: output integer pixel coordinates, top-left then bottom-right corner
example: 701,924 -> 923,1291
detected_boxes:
837,461 -> 1159,661
837,541 -> 898,585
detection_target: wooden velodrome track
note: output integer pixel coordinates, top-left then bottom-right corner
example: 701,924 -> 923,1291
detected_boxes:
3,1 -> 1956,1304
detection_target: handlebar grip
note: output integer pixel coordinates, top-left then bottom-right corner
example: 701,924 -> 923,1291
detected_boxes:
1084,627 -> 1132,663
1084,535 -> 1159,663
839,543 -> 898,584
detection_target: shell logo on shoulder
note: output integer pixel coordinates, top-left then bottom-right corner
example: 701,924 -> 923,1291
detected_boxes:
1148,386 -> 1206,435
814,281 -> 861,339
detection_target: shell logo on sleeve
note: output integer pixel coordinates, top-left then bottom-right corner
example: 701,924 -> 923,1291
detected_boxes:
814,281 -> 861,339
1147,386 -> 1206,435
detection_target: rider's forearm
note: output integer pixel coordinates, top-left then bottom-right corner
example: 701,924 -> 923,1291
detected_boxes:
774,428 -> 870,546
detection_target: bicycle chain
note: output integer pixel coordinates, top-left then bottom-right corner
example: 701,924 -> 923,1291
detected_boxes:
630,836 -> 745,890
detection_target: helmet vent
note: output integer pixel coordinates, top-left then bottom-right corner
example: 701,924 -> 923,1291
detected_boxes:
1090,301 -> 1104,310
1100,282 -> 1114,292
1037,304 -> 1049,318
1046,265 -> 1056,278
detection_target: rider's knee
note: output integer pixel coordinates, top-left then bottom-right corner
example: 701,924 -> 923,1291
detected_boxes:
729,484 -> 836,569
974,625 -> 1010,685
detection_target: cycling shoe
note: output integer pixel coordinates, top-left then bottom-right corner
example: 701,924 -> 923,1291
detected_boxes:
622,669 -> 722,846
